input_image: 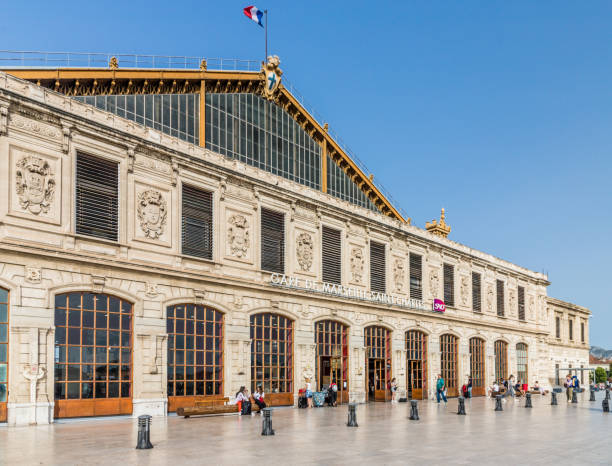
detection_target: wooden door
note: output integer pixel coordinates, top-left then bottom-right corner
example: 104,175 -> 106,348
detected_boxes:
469,338 -> 485,396
373,359 -> 388,401
315,320 -> 349,404
0,288 -> 8,422
406,330 -> 427,400
410,360 -> 424,400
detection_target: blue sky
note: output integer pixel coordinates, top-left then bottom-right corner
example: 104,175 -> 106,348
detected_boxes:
4,1 -> 611,347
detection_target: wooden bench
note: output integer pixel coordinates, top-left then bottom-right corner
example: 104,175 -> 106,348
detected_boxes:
177,396 -> 273,418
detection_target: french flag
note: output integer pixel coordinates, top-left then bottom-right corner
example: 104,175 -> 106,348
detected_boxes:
243,5 -> 264,27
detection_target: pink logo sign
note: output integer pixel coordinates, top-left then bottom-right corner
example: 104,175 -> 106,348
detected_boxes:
433,299 -> 446,312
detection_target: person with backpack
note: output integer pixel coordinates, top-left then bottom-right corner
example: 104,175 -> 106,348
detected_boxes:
390,377 -> 398,403
328,380 -> 338,407
436,374 -> 447,404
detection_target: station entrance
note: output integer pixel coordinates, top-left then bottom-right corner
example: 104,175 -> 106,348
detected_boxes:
364,326 -> 391,402
406,330 -> 427,400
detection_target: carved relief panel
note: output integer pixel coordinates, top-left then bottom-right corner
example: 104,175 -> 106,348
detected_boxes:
429,267 -> 440,299
223,207 -> 254,264
133,182 -> 171,246
292,226 -> 316,277
9,146 -> 61,225
348,244 -> 365,286
392,256 -> 406,294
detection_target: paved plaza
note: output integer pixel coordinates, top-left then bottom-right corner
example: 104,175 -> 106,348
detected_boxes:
1,392 -> 609,465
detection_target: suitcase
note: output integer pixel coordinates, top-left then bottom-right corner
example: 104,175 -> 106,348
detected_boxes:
313,391 -> 326,407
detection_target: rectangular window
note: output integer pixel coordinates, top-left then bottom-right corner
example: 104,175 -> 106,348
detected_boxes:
569,319 -> 573,341
370,241 -> 386,293
581,322 -> 585,343
518,286 -> 525,321
75,153 -> 118,241
556,316 -> 561,338
260,208 -> 285,273
409,253 -> 422,300
496,280 -> 505,317
443,264 -> 454,307
322,226 -> 342,284
181,185 -> 213,259
472,272 -> 481,313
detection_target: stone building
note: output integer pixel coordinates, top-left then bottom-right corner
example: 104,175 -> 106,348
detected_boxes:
0,55 -> 590,426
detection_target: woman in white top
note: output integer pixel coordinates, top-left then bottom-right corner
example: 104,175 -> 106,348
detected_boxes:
253,385 -> 266,411
305,378 -> 313,408
235,386 -> 252,415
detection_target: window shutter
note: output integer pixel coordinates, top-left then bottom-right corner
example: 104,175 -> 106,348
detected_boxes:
322,226 -> 342,284
76,153 -> 118,241
569,319 -> 573,340
581,322 -> 585,343
369,241 -> 386,293
261,208 -> 285,273
181,185 -> 213,259
409,253 -> 422,300
443,263 -> 454,307
517,286 -> 525,321
496,280 -> 504,316
472,272 -> 481,312
556,316 -> 561,338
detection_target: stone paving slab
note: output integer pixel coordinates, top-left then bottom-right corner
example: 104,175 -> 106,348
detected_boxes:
0,391 -> 609,465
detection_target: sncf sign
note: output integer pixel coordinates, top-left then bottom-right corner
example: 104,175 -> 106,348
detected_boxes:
433,299 -> 446,313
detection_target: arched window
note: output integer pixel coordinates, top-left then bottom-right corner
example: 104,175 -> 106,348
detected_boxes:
516,343 -> 528,384
54,292 -> 132,418
315,320 -> 348,403
0,287 -> 8,422
440,334 -> 458,397
250,313 -> 293,405
364,326 -> 391,401
469,337 -> 485,396
166,304 -> 223,412
494,340 -> 508,382
405,330 -> 427,400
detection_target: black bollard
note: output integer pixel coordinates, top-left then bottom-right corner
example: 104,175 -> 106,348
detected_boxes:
572,389 -> 578,404
347,403 -> 358,427
551,391 -> 558,405
590,387 -> 596,402
525,392 -> 532,408
261,408 -> 275,435
136,415 -> 153,450
409,400 -> 419,420
457,396 -> 466,415
495,395 -> 503,411
603,398 -> 610,413
606,389 -> 610,401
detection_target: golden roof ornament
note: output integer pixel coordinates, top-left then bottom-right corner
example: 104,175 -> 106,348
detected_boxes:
261,55 -> 282,99
109,56 -> 118,70
199,58 -> 207,71
426,208 -> 451,238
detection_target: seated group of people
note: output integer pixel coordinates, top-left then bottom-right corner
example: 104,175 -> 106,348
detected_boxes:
234,385 -> 267,415
488,376 -> 548,398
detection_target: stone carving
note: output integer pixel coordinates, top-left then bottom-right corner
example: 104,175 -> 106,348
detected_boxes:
25,267 -> 42,284
15,155 -> 55,215
393,259 -> 405,293
137,190 -> 167,239
460,275 -> 469,306
145,283 -> 159,298
227,214 -> 250,258
22,364 -> 45,404
509,290 -> 516,314
9,113 -> 61,140
486,285 -> 494,311
429,268 -> 440,297
528,296 -> 535,319
296,233 -> 314,271
350,247 -> 364,283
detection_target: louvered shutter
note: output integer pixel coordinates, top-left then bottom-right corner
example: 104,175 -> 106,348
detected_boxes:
181,185 -> 213,259
409,253 -> 422,300
472,272 -> 481,312
518,286 -> 525,321
556,316 -> 561,338
322,226 -> 341,284
369,241 -> 386,293
76,153 -> 118,241
443,263 -> 454,307
496,280 -> 505,316
261,208 -> 285,273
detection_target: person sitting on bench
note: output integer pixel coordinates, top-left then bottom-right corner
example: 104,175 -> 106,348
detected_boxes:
253,385 -> 266,412
235,386 -> 252,415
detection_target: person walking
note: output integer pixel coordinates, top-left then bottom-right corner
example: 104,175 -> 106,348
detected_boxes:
467,377 -> 473,399
436,374 -> 447,404
327,380 -> 338,407
565,374 -> 573,402
305,377 -> 313,408
507,375 -> 516,398
390,377 -> 398,403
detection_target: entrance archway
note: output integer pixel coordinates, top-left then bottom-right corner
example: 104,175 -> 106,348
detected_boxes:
54,292 -> 133,418
250,313 -> 294,406
166,303 -> 224,412
315,320 -> 348,403
405,330 -> 427,400
440,334 -> 458,397
469,337 -> 485,396
0,288 -> 8,422
364,326 -> 391,402
494,340 -> 508,382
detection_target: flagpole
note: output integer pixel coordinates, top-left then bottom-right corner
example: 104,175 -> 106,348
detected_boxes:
265,10 -> 268,60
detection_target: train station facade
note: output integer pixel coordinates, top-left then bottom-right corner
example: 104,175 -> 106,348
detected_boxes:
0,56 -> 590,425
